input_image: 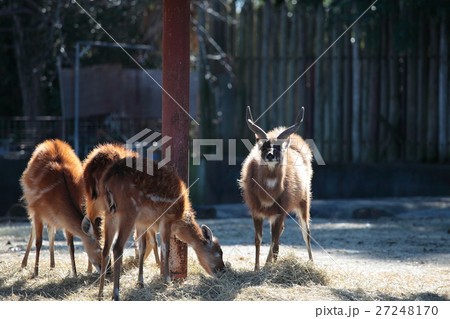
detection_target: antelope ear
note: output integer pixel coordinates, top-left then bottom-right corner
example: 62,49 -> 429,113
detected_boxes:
81,215 -> 95,237
282,136 -> 291,150
201,224 -> 214,244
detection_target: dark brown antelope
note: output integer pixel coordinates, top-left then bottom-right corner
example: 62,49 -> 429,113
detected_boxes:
97,157 -> 224,300
82,144 -> 159,272
20,139 -> 101,277
239,106 -> 313,270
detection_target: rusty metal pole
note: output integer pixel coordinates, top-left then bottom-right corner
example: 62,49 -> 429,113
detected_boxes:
161,0 -> 190,280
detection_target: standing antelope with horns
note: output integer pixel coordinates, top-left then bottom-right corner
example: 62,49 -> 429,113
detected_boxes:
97,157 -> 225,300
82,144 -> 159,272
20,139 -> 101,277
239,106 -> 313,270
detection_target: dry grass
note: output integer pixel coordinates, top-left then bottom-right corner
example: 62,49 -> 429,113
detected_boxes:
0,217 -> 449,301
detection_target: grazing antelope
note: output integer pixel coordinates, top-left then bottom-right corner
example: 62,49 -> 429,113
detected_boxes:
97,157 -> 224,300
239,106 -> 313,270
20,139 -> 101,277
82,144 -> 159,272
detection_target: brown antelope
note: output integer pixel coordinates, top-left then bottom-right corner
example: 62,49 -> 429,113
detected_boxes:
239,106 -> 313,270
82,144 -> 159,272
97,157 -> 225,300
20,139 -> 101,277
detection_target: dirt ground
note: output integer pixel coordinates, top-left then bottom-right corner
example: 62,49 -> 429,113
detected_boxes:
0,198 -> 449,301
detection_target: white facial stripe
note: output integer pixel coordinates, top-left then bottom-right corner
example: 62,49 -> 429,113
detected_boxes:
131,197 -> 137,206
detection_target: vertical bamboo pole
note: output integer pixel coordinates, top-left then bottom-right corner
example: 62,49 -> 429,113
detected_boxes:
406,7 -> 417,162
361,38 -> 370,162
306,6 -> 315,137
269,6 -> 279,125
286,6 -> 298,129
245,1 -> 254,110
237,0 -> 246,136
253,7 -> 263,121
277,2 -> 288,126
197,6 -> 213,140
416,12 -> 428,162
368,21 -> 380,163
342,31 -> 352,162
161,0 -> 189,280
259,0 -> 271,128
298,6 -> 307,136
331,24 -> 342,162
427,17 -> 439,162
314,4 -> 324,153
379,17 -> 389,161
438,14 -> 448,162
351,14 -> 361,163
387,11 -> 400,162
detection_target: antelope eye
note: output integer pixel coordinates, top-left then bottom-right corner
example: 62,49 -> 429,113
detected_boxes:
261,141 -> 271,151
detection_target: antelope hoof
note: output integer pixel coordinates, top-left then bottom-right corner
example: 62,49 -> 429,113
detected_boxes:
138,281 -> 144,289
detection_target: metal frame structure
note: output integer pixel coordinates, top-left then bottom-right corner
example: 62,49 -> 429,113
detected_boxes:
73,41 -> 154,155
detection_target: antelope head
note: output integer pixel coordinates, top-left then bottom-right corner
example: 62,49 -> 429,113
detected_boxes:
246,106 -> 304,168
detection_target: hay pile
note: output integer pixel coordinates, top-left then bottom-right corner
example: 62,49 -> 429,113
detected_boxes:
0,219 -> 448,301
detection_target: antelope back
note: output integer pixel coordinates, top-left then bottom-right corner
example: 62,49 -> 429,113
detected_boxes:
99,157 -> 186,224
21,139 -> 102,270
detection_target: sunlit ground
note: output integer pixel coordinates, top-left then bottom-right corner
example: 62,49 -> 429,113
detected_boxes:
0,217 -> 449,301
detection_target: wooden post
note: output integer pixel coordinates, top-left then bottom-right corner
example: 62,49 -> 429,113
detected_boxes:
161,0 -> 189,280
